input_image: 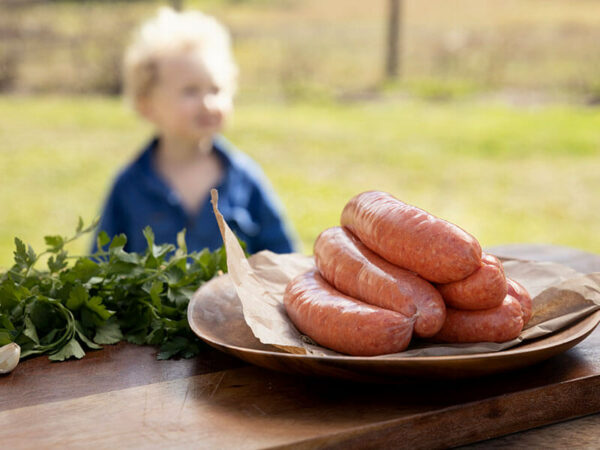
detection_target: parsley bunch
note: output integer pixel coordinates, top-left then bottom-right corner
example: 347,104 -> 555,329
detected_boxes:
0,219 -> 228,361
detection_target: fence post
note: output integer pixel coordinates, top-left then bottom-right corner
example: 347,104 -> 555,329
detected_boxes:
170,0 -> 184,11
385,0 -> 402,79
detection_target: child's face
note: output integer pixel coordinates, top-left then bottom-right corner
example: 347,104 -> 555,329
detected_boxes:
140,51 -> 233,144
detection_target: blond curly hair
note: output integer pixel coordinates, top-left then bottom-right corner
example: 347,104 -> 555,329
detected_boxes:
123,7 -> 238,105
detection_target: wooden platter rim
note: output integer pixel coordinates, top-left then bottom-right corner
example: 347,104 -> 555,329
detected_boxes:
188,282 -> 600,376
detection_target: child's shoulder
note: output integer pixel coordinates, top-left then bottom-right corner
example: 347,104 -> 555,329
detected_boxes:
110,139 -> 157,191
214,137 -> 268,185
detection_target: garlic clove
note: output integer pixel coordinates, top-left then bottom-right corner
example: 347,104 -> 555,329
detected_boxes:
0,343 -> 21,374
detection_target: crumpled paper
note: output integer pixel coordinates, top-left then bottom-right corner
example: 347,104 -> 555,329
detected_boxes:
210,189 -> 600,357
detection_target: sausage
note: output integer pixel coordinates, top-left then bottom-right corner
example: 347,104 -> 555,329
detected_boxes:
283,270 -> 414,356
433,296 -> 524,343
436,253 -> 507,310
506,278 -> 533,325
314,226 -> 446,337
340,191 -> 482,283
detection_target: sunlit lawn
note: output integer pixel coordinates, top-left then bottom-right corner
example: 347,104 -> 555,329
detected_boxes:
1,95 -> 599,269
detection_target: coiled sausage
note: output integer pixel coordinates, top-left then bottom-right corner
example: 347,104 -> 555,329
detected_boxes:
436,253 -> 507,310
433,296 -> 524,343
340,191 -> 482,283
284,270 -> 415,356
314,226 -> 445,337
506,278 -> 533,325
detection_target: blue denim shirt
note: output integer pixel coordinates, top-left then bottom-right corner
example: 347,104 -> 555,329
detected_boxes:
91,136 -> 298,255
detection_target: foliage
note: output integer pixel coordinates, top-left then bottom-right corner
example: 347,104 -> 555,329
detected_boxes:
0,220 -> 230,361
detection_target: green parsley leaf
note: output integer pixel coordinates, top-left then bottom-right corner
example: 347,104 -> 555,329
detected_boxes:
49,337 -> 85,361
85,296 -> 114,321
93,317 -> 123,345
0,330 -> 12,346
47,250 -> 68,273
66,284 -> 88,311
96,231 -> 111,251
75,322 -> 102,350
23,316 -> 40,344
157,336 -> 189,360
44,235 -> 65,253
109,234 -> 127,250
13,238 -> 31,270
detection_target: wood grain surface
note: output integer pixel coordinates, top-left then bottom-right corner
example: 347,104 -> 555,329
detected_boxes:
1,244 -> 600,449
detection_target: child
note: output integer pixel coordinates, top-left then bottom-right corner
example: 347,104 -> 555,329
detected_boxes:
93,8 -> 298,255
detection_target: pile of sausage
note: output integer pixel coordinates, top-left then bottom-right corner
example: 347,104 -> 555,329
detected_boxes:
283,191 -> 533,356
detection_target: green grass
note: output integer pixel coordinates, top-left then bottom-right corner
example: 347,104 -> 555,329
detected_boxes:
1,95 -> 600,269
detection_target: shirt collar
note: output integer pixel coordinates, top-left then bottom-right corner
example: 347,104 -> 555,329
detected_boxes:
134,135 -> 236,200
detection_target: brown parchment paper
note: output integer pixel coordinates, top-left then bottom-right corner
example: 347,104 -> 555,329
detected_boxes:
210,190 -> 600,357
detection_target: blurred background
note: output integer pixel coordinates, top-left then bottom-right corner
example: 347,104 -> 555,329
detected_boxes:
1,0 -> 599,267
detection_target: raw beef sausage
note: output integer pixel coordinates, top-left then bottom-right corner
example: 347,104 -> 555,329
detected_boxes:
340,191 -> 482,283
436,253 -> 507,310
506,278 -> 533,325
314,226 -> 446,337
283,270 -> 414,356
433,296 -> 524,343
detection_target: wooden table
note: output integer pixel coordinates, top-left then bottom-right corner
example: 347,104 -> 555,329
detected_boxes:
2,244 -> 600,449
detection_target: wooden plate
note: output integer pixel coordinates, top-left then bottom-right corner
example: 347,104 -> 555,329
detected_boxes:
188,273 -> 600,382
